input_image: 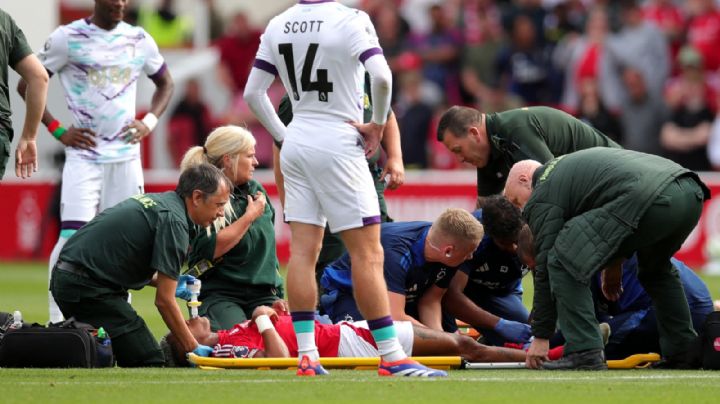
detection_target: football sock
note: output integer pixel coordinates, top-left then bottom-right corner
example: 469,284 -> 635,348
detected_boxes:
368,316 -> 407,363
292,311 -> 319,361
48,232 -> 74,324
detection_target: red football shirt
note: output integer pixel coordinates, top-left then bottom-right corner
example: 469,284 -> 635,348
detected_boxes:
215,316 -> 376,357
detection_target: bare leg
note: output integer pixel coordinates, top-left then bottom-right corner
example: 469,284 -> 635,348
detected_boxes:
48,236 -> 67,323
286,222 -> 325,312
339,224 -> 389,319
411,325 -> 526,362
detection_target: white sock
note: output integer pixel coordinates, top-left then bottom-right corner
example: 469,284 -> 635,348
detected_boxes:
48,237 -> 67,324
377,337 -> 407,363
296,332 -> 319,361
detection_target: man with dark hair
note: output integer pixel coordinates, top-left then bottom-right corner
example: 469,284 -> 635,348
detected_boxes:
505,148 -> 710,370
436,106 -> 620,205
443,196 -> 530,344
50,163 -> 231,367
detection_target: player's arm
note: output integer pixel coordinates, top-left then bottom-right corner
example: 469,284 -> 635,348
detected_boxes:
417,285 -> 446,331
443,270 -> 500,329
123,67 -> 174,144
154,272 -> 201,353
348,10 -> 392,156
244,67 -> 286,144
271,94 -> 293,208
12,54 -> 48,178
17,28 -> 97,150
251,306 -> 289,358
17,76 -> 97,150
387,291 -> 424,326
272,144 -> 285,207
352,55 -> 393,158
380,111 -> 405,190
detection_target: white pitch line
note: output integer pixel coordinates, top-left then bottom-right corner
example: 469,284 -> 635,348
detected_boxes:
5,374 -> 720,386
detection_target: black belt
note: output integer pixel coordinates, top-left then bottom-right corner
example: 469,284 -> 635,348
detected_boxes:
55,260 -> 89,278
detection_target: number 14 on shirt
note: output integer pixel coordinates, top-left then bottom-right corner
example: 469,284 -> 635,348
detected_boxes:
279,43 -> 333,102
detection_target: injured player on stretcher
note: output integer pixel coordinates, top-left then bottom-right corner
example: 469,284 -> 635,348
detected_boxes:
162,306 -> 527,366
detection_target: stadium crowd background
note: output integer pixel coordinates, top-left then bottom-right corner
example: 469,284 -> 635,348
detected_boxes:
4,0 -> 720,266
6,0 -> 720,172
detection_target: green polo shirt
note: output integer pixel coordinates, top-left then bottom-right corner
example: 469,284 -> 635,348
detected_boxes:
477,106 -> 621,196
0,8 -> 32,137
59,192 -> 192,290
188,180 -> 283,293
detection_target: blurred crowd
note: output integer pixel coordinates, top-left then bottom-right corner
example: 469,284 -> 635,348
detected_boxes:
125,0 -> 720,172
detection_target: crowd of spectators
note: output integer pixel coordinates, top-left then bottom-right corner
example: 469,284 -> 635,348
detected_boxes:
135,0 -> 720,172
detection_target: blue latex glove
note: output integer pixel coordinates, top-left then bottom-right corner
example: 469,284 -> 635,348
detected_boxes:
494,318 -> 532,343
192,344 -> 213,357
175,274 -> 197,301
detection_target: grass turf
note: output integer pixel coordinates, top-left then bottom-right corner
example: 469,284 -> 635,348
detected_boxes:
1,368 -> 720,403
0,262 -> 719,403
4,261 -> 718,338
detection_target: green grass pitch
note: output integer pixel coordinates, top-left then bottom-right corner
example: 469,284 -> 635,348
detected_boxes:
1,262 -> 719,403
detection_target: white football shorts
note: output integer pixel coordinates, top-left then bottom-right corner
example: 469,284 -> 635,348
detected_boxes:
60,157 -> 144,223
280,141 -> 380,233
337,320 -> 414,357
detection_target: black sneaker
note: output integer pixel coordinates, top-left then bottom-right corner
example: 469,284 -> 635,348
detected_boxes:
542,349 -> 608,370
651,353 -> 701,370
652,338 -> 702,370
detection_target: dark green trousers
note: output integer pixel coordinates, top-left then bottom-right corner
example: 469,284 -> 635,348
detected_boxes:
50,269 -> 165,367
0,134 -> 10,179
199,286 -> 281,331
552,176 -> 704,355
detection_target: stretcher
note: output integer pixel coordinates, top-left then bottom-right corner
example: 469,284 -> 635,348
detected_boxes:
187,354 -> 462,370
187,352 -> 660,370
463,353 -> 661,369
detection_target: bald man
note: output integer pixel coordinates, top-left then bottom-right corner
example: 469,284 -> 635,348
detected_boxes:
504,148 -> 709,370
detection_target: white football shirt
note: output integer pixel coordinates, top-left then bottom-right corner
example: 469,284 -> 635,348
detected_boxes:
253,1 -> 383,154
38,19 -> 165,163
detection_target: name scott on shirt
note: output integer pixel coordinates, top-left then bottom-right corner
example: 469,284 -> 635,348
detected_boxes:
283,20 -> 324,34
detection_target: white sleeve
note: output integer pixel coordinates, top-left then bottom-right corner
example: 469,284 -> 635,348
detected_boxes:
37,27 -> 68,75
254,29 -> 276,68
364,55 -> 392,125
140,29 -> 166,77
244,67 -> 286,143
347,10 -> 381,60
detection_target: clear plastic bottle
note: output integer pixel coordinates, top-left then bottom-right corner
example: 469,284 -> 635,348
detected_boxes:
11,310 -> 22,329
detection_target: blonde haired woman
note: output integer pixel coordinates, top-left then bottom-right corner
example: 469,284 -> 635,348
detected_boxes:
181,125 -> 285,330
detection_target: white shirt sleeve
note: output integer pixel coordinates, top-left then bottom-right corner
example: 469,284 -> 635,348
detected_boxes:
37,27 -> 68,75
347,10 -> 381,60
364,56 -> 392,125
244,67 -> 286,144
140,28 -> 166,77
254,29 -> 276,68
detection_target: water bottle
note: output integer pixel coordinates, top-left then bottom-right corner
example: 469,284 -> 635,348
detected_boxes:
96,327 -> 115,367
187,279 -> 202,319
11,310 -> 22,329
